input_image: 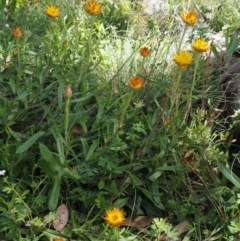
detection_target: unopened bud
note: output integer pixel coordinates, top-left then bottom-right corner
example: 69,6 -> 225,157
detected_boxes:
64,85 -> 72,98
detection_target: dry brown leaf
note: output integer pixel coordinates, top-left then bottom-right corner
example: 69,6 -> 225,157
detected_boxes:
159,220 -> 190,240
53,204 -> 69,232
71,124 -> 84,135
124,216 -> 154,228
176,220 -> 190,236
0,55 -> 11,72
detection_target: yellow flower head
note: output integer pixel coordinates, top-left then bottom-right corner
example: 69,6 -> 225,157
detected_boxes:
13,26 -> 22,38
104,208 -> 126,227
54,238 -> 63,241
85,0 -> 102,16
140,47 -> 151,57
129,76 -> 144,89
181,11 -> 198,26
45,5 -> 60,18
192,38 -> 210,53
173,50 -> 193,68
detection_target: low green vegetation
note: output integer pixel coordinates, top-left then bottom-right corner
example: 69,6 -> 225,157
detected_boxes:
1,0 -> 240,240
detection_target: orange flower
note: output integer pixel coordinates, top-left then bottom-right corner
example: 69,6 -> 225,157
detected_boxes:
45,5 -> 60,18
85,0 -> 102,16
192,38 -> 210,53
181,11 -> 198,26
64,85 -> 72,98
13,26 -> 22,38
140,47 -> 151,57
54,238 -> 63,241
104,208 -> 126,227
129,76 -> 144,89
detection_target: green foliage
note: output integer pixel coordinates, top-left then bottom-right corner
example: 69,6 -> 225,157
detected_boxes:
1,0 -> 240,240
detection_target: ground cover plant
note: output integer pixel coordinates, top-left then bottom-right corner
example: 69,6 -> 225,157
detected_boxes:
1,0 -> 240,240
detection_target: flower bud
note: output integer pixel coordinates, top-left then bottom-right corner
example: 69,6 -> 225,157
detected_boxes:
64,85 -> 72,98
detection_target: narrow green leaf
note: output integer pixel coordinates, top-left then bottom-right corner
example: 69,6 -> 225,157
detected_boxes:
86,140 -> 99,160
130,174 -> 142,186
51,127 -> 65,165
149,164 -> 185,181
137,187 -> 165,210
16,131 -> 45,153
217,161 -> 240,188
48,175 -> 61,211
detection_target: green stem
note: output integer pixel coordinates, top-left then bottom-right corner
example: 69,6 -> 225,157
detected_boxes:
189,54 -> 201,107
16,40 -> 21,90
177,25 -> 188,52
119,90 -> 133,127
183,53 -> 201,124
76,16 -> 94,89
64,97 -> 71,150
173,69 -> 182,122
114,227 -> 119,241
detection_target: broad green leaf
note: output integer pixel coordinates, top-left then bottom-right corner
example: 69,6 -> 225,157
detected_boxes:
39,143 -> 62,174
38,159 -> 55,178
110,180 -> 118,195
16,131 -> 45,153
98,178 -> 105,190
113,198 -> 128,208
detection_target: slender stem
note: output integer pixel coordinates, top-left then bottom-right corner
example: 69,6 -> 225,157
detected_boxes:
177,25 -> 188,52
76,16 -> 95,88
119,90 -> 133,127
189,54 -> 201,107
64,97 -> 71,151
16,40 -> 21,90
114,227 -> 119,241
182,53 -> 201,124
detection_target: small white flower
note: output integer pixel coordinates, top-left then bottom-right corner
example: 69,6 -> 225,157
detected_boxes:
5,24 -> 9,28
0,170 -> 6,176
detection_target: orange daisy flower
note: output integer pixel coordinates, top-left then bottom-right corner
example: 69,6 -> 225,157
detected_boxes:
104,208 -> 126,227
129,76 -> 144,89
85,0 -> 102,16
140,47 -> 151,57
13,26 -> 22,38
